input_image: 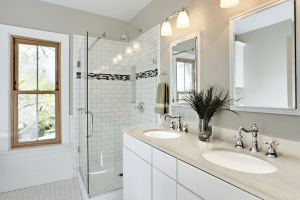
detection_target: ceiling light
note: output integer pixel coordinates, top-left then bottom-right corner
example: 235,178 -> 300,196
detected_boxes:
133,41 -> 141,51
220,0 -> 239,8
112,57 -> 118,64
117,54 -> 123,61
161,20 -> 172,36
126,46 -> 133,55
177,11 -> 190,28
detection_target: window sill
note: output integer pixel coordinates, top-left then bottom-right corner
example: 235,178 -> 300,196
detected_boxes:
0,143 -> 71,160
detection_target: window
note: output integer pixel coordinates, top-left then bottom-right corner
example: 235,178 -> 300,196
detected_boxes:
176,58 -> 195,101
11,35 -> 61,148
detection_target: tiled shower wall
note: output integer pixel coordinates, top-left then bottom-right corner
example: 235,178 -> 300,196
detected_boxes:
72,24 -> 161,177
129,25 -> 161,128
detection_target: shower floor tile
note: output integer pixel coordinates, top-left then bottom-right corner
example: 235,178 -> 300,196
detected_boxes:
0,178 -> 83,200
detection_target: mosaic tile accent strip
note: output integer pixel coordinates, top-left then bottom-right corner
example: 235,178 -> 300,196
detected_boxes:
91,73 -> 131,81
81,69 -> 158,81
136,69 -> 158,80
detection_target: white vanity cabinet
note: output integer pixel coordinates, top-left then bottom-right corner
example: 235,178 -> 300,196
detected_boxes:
123,132 -> 261,200
177,184 -> 203,200
153,167 -> 176,200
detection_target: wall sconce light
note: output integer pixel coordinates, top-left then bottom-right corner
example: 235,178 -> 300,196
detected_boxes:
220,0 -> 239,8
161,6 -> 190,36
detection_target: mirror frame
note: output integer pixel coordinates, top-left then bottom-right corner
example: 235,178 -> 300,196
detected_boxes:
169,32 -> 202,108
229,0 -> 300,116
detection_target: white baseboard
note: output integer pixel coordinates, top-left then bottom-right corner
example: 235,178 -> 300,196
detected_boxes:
0,168 -> 73,193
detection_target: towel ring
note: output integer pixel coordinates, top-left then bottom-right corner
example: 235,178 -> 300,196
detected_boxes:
158,71 -> 167,83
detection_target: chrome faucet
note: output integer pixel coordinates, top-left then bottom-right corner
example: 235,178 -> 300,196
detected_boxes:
235,122 -> 259,152
163,113 -> 182,132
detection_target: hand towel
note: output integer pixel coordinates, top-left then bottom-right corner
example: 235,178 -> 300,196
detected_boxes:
154,83 -> 169,115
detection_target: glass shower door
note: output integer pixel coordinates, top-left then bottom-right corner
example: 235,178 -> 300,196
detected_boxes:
78,32 -> 89,193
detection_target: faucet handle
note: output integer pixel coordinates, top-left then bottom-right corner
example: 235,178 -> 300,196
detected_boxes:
251,122 -> 259,132
264,141 -> 279,158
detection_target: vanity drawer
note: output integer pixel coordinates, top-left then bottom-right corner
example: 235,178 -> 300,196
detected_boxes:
123,133 -> 152,164
153,148 -> 177,180
177,160 -> 261,200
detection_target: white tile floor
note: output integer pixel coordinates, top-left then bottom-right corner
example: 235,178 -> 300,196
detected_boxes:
0,178 -> 83,200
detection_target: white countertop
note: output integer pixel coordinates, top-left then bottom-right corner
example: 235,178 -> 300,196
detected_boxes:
122,125 -> 300,200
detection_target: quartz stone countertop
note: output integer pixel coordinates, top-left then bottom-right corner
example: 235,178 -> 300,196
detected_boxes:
122,125 -> 300,200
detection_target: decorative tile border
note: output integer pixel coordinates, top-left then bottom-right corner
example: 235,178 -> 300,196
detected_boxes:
77,69 -> 158,81
136,69 -> 158,80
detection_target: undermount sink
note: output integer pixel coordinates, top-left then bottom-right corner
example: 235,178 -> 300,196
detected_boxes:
202,151 -> 277,174
143,130 -> 180,139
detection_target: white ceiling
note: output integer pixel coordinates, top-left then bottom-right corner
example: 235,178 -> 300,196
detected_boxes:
234,0 -> 293,35
41,0 -> 152,21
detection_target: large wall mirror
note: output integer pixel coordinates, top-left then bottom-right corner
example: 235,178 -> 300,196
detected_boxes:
230,0 -> 298,115
170,32 -> 201,105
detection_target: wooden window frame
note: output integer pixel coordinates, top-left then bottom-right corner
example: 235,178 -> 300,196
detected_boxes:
11,35 -> 61,148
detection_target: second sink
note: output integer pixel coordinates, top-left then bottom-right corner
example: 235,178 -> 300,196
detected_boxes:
202,151 -> 277,174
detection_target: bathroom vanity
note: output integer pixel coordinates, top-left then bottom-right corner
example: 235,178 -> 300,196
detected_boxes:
122,125 -> 300,200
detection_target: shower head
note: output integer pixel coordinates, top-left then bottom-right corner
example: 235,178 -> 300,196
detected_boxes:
120,30 -> 130,41
120,27 -> 142,41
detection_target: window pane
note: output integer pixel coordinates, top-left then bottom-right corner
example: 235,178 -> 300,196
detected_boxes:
18,94 -> 38,142
177,62 -> 184,91
19,44 -> 37,90
38,46 -> 56,91
185,63 -> 193,91
38,94 -> 56,140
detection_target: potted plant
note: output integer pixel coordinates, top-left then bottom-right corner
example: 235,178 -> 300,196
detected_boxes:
183,85 -> 239,141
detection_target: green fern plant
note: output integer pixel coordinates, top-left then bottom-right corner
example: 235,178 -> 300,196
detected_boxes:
183,85 -> 239,122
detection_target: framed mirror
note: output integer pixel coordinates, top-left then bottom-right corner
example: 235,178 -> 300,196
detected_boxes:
170,32 -> 201,105
229,0 -> 298,115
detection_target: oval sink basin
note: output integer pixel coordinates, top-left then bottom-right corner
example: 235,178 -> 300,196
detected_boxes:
202,151 -> 277,174
143,130 -> 180,139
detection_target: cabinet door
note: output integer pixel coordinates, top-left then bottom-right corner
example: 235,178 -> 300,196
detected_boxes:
123,147 -> 152,200
153,167 -> 176,200
177,184 -> 203,200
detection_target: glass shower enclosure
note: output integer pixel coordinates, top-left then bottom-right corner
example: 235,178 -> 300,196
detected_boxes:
76,31 -> 158,197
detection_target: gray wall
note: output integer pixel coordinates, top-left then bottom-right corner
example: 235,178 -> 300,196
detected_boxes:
0,0 -> 129,114
129,0 -> 300,141
235,20 -> 293,108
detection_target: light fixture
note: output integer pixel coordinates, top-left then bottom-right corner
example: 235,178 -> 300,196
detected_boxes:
161,6 -> 190,36
133,41 -> 141,51
117,54 -> 123,61
220,0 -> 239,8
161,20 -> 172,36
177,11 -> 190,28
126,46 -> 133,55
112,57 -> 118,64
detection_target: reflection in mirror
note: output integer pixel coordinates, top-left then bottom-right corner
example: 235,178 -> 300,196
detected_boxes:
232,0 -> 296,109
172,37 -> 196,103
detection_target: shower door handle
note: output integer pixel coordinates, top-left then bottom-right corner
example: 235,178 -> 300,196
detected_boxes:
78,109 -> 94,138
87,111 -> 93,138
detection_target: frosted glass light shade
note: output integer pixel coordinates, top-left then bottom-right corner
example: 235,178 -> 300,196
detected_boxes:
126,46 -> 133,55
220,0 -> 239,8
177,11 -> 190,28
117,54 -> 123,61
133,41 -> 141,51
112,57 -> 118,64
161,21 -> 172,36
